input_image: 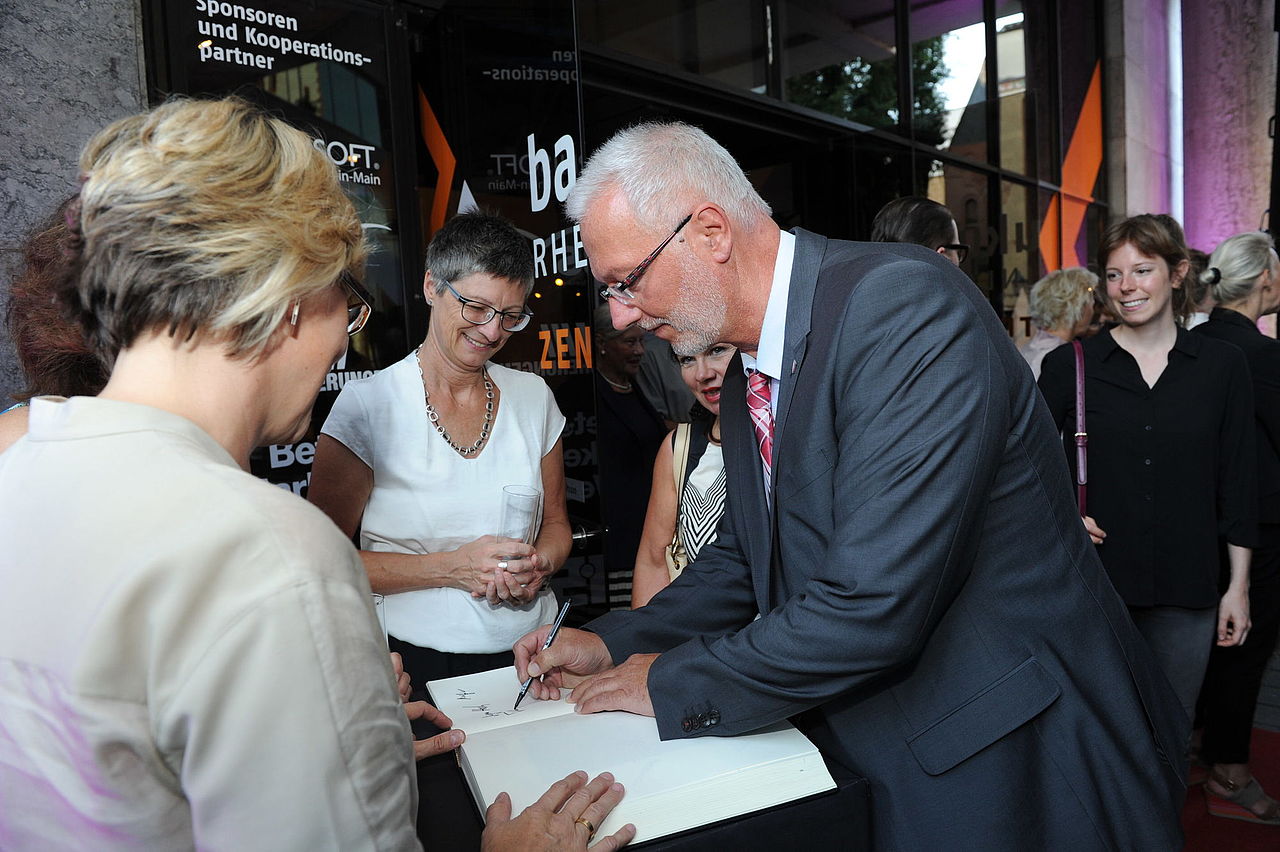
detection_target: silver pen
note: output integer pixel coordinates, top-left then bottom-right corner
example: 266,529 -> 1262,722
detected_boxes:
514,598 -> 572,710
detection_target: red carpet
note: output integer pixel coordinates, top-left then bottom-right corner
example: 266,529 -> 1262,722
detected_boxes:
1182,728 -> 1280,851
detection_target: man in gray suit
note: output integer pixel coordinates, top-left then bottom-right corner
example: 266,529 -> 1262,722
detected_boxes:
515,122 -> 1186,850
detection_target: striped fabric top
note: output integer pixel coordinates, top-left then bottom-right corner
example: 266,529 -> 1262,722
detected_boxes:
678,440 -> 726,562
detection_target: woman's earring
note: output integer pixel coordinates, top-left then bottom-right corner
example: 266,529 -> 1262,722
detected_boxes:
289,301 -> 301,326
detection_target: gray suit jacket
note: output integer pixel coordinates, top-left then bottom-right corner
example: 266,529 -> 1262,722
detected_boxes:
589,230 -> 1186,851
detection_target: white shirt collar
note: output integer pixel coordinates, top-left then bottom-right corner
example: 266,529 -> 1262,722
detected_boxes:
740,229 -> 795,382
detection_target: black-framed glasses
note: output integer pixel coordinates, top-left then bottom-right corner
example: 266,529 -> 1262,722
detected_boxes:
340,271 -> 373,336
598,213 -> 693,301
440,279 -> 533,332
941,243 -> 970,264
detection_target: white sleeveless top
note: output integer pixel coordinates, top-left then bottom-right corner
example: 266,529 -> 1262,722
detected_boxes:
322,353 -> 564,653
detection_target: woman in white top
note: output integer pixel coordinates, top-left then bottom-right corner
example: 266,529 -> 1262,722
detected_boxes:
311,212 -> 571,682
630,342 -> 735,607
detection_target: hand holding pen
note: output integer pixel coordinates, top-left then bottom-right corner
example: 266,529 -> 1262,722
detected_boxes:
514,598 -> 572,709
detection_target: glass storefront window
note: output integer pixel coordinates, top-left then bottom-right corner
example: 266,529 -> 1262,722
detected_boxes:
177,1 -> 402,367
853,137 -> 914,237
1037,188 -> 1059,279
996,2 -> 1056,181
996,5 -> 1026,174
911,0 -> 986,162
1059,1 -> 1103,200
781,0 -> 899,131
1001,180 -> 1037,345
576,0 -> 767,94
1066,196 -> 1104,272
925,158 -> 993,297
145,0 -> 407,491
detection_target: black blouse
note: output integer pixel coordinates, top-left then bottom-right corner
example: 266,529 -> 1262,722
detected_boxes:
1038,326 -> 1257,608
1194,307 -> 1280,526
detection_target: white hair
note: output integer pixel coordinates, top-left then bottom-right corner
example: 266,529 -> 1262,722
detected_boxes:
565,122 -> 772,233
1204,231 -> 1278,305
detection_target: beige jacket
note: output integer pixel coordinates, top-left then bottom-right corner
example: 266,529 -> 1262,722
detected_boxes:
0,397 -> 419,850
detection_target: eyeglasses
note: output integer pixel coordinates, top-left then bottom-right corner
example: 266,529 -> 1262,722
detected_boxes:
340,271 -> 373,336
941,243 -> 970,264
288,271 -> 372,335
598,213 -> 693,301
440,279 -> 533,332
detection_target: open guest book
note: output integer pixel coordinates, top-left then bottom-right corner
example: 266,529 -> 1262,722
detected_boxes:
427,666 -> 837,845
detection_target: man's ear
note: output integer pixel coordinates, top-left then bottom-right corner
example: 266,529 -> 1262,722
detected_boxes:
935,245 -> 949,255
692,204 -> 733,264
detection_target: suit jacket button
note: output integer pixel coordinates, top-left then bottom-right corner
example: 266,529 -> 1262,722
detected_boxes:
682,718 -> 694,732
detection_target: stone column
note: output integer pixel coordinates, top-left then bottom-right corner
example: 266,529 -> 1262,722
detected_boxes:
1103,0 -> 1174,222
1180,0 -> 1276,251
0,0 -> 146,404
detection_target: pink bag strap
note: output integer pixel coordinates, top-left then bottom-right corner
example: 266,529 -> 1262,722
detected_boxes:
1072,340 -> 1087,517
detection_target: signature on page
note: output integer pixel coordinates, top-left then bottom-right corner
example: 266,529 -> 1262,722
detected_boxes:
461,702 -> 522,718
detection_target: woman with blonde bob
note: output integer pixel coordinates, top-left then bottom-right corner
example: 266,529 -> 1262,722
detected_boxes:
0,97 -> 630,852
1193,231 -> 1280,825
1019,266 -> 1097,378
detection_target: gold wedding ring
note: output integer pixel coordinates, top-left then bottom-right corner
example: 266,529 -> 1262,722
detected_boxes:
574,816 -> 596,840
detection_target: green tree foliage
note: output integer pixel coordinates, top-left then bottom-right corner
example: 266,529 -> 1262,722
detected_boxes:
786,35 -> 950,147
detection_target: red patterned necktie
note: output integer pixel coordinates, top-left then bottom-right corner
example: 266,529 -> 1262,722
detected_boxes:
746,369 -> 774,493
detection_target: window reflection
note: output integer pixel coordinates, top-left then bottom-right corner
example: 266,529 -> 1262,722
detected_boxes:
576,0 -> 767,93
1001,180 -> 1036,345
782,0 -> 898,130
926,159 -> 992,297
996,6 -> 1026,173
239,4 -> 399,368
911,0 -> 986,161
1037,188 -> 1058,278
262,62 -> 383,145
854,137 -> 913,236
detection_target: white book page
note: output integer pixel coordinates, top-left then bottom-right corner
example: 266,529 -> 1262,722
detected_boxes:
459,710 -> 834,843
426,665 -> 574,736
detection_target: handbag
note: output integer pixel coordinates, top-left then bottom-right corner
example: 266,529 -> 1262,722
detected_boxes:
664,423 -> 693,581
1072,340 -> 1088,517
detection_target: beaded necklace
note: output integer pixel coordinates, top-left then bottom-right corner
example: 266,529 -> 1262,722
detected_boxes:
415,345 -> 494,457
600,372 -> 633,392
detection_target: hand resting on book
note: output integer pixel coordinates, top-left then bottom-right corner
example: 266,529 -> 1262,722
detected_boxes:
567,654 -> 657,717
480,770 -> 635,852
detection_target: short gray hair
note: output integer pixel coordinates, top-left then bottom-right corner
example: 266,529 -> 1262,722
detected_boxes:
1204,231 -> 1278,305
425,211 -> 535,298
565,122 -> 772,234
1029,267 -> 1097,331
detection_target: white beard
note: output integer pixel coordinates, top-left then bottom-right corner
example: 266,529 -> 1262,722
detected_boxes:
647,253 -> 728,357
